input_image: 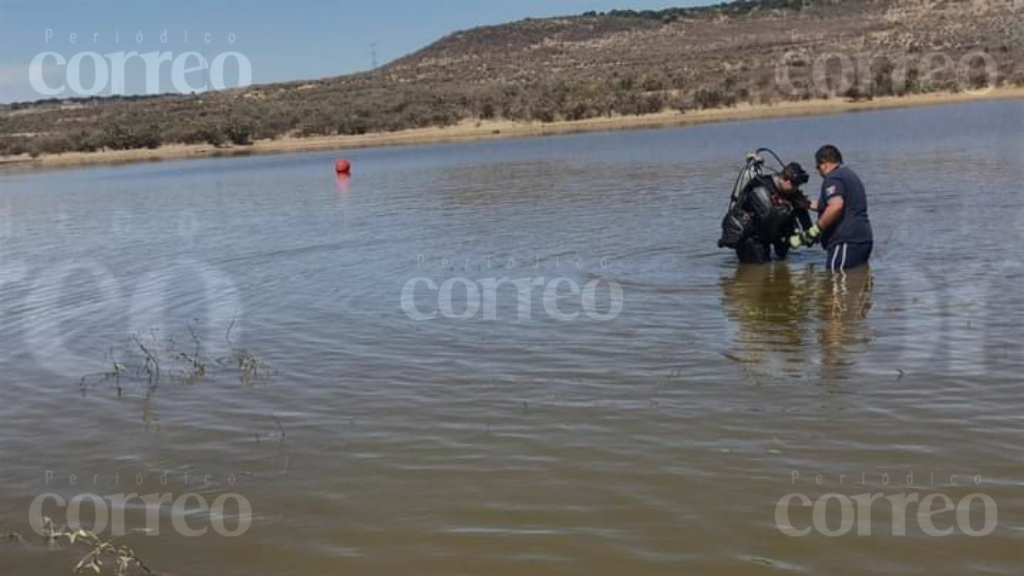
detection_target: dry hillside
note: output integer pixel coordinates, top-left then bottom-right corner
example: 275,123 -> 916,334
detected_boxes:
1,0 -> 1021,156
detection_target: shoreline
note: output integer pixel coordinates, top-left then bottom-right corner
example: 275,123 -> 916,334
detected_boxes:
3,87 -> 1023,172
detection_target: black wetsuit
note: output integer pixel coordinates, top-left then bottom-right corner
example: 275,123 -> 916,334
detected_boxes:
735,178 -> 812,264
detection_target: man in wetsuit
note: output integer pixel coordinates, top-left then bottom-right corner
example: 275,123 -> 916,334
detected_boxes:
810,145 -> 874,272
734,162 -> 814,264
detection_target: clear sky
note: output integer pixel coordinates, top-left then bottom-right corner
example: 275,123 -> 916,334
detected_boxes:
0,0 -> 712,103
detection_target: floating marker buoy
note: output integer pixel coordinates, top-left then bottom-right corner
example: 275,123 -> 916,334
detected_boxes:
334,159 -> 352,175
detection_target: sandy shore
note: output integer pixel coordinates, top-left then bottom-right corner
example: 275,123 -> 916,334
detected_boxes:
3,87 -> 1023,172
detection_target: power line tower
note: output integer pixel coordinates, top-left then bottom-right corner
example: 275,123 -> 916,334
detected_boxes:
370,42 -> 378,69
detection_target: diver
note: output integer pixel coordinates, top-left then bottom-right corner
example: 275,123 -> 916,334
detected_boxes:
719,150 -> 816,264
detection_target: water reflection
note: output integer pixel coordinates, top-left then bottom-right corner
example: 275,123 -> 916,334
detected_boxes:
818,267 -> 874,381
721,264 -> 873,382
720,264 -> 813,380
334,173 -> 352,200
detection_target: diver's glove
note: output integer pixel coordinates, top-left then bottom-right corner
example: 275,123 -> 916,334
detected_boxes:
789,233 -> 805,250
789,226 -> 821,249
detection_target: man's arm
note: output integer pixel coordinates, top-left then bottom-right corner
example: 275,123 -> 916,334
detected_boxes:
816,178 -> 846,231
818,196 -> 845,231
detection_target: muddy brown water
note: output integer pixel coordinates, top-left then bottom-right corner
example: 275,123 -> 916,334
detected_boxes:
1,100 -> 1023,575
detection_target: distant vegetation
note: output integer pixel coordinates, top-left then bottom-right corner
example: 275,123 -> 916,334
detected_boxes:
584,0 -> 825,19
1,0 -> 1021,158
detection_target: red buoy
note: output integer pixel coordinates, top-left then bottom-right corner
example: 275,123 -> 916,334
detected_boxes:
334,159 -> 352,175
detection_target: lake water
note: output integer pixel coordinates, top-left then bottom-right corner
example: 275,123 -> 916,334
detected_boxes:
1,100 -> 1023,576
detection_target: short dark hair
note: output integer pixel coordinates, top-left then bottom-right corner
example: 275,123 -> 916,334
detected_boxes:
780,162 -> 809,186
815,145 -> 843,166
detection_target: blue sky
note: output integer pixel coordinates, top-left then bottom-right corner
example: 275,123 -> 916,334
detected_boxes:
0,0 -> 711,103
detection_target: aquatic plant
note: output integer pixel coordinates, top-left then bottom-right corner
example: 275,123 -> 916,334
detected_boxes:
220,318 -> 274,386
80,321 -> 274,394
3,517 -> 152,576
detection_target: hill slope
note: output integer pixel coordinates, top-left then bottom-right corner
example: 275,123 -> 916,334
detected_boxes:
2,0 -> 1022,157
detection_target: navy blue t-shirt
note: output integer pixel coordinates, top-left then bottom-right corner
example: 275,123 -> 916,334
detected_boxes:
818,165 -> 873,248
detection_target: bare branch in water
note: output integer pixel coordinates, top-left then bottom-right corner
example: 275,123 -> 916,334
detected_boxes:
130,333 -> 160,388
80,321 -> 274,395
3,516 -> 156,576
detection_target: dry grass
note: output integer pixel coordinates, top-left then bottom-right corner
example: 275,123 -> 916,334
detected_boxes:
5,86 -> 1023,171
1,0 -> 1022,163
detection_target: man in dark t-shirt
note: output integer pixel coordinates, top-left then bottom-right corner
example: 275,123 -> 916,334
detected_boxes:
810,145 -> 873,272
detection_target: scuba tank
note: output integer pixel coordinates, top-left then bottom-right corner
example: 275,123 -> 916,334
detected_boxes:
718,149 -> 785,249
